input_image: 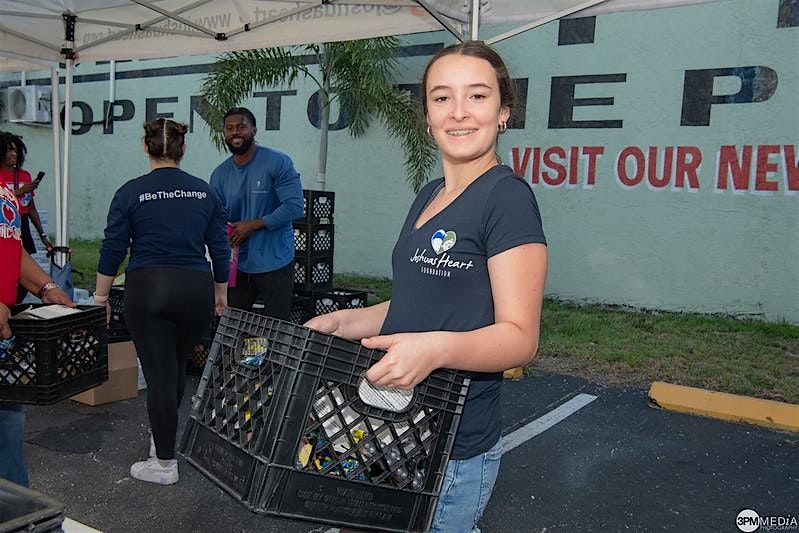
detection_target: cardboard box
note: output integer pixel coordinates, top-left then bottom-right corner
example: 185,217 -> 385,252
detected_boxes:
71,341 -> 139,406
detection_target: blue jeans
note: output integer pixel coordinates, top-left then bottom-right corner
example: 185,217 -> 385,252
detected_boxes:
430,439 -> 502,533
0,403 -> 28,486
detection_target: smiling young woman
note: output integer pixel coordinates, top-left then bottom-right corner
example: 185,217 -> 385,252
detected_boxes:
424,53 -> 511,179
306,41 -> 548,532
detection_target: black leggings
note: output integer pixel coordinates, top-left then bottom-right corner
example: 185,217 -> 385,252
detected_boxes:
124,267 -> 213,460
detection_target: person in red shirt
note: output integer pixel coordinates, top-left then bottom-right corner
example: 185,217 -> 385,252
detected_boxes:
1,183 -> 73,486
0,132 -> 52,254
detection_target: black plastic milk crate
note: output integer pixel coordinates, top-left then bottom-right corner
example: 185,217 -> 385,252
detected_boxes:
293,222 -> 334,258
289,294 -> 314,325
107,286 -> 130,342
311,288 -> 368,316
187,316 -> 221,376
180,308 -> 469,532
293,256 -> 333,292
0,305 -> 108,405
0,478 -> 64,532
297,189 -> 335,225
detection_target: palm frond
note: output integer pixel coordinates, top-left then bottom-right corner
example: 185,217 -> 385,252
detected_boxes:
329,37 -> 401,137
201,37 -> 435,191
201,47 -> 311,148
377,88 -> 438,192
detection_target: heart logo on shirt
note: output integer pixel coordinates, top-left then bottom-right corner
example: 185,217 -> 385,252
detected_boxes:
2,202 -> 16,224
431,229 -> 456,255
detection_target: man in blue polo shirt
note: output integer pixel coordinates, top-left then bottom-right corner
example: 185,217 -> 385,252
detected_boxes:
210,107 -> 303,319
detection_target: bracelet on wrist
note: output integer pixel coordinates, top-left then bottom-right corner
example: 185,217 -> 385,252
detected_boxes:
37,281 -> 58,299
93,293 -> 109,303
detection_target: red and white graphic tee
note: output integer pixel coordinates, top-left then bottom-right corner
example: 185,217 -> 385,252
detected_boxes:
0,167 -> 33,215
0,185 -> 22,306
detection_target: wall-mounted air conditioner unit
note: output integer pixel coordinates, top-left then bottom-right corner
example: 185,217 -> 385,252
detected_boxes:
6,86 -> 51,123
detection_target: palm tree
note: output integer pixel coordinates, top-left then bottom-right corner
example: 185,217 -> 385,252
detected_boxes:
201,37 -> 436,192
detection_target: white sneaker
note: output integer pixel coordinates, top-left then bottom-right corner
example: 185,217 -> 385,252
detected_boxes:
130,457 -> 178,485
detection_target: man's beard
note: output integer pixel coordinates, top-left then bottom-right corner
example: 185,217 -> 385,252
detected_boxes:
225,134 -> 255,155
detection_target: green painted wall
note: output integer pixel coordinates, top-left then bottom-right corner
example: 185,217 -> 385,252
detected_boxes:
2,0 -> 797,322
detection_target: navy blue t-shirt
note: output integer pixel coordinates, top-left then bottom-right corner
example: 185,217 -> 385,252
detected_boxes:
98,167 -> 230,283
380,165 -> 546,460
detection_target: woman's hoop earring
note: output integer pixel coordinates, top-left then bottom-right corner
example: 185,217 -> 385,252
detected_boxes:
426,125 -> 432,137
498,121 -> 508,134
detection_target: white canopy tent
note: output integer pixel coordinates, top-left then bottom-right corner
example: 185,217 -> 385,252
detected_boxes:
0,0 -> 727,250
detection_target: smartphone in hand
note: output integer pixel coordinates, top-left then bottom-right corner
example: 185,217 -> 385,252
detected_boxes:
33,171 -> 45,187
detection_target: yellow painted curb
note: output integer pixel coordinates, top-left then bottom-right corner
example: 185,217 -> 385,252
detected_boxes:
648,382 -> 799,433
503,367 -> 524,380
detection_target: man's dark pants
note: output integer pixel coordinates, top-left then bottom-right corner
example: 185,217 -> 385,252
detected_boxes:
228,262 -> 294,320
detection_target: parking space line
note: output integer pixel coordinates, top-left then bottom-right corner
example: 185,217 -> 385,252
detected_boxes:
63,517 -> 103,532
501,393 -> 598,454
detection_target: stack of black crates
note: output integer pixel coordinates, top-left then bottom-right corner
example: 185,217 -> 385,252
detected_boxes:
291,189 -> 368,325
180,308 -> 469,532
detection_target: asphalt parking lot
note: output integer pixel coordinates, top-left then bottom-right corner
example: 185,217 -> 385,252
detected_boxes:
22,370 -> 798,532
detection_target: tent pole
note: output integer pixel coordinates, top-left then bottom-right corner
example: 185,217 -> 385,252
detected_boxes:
61,58 -> 73,258
470,0 -> 480,41
415,0 -> 466,42
50,65 -> 62,249
105,60 -> 116,128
